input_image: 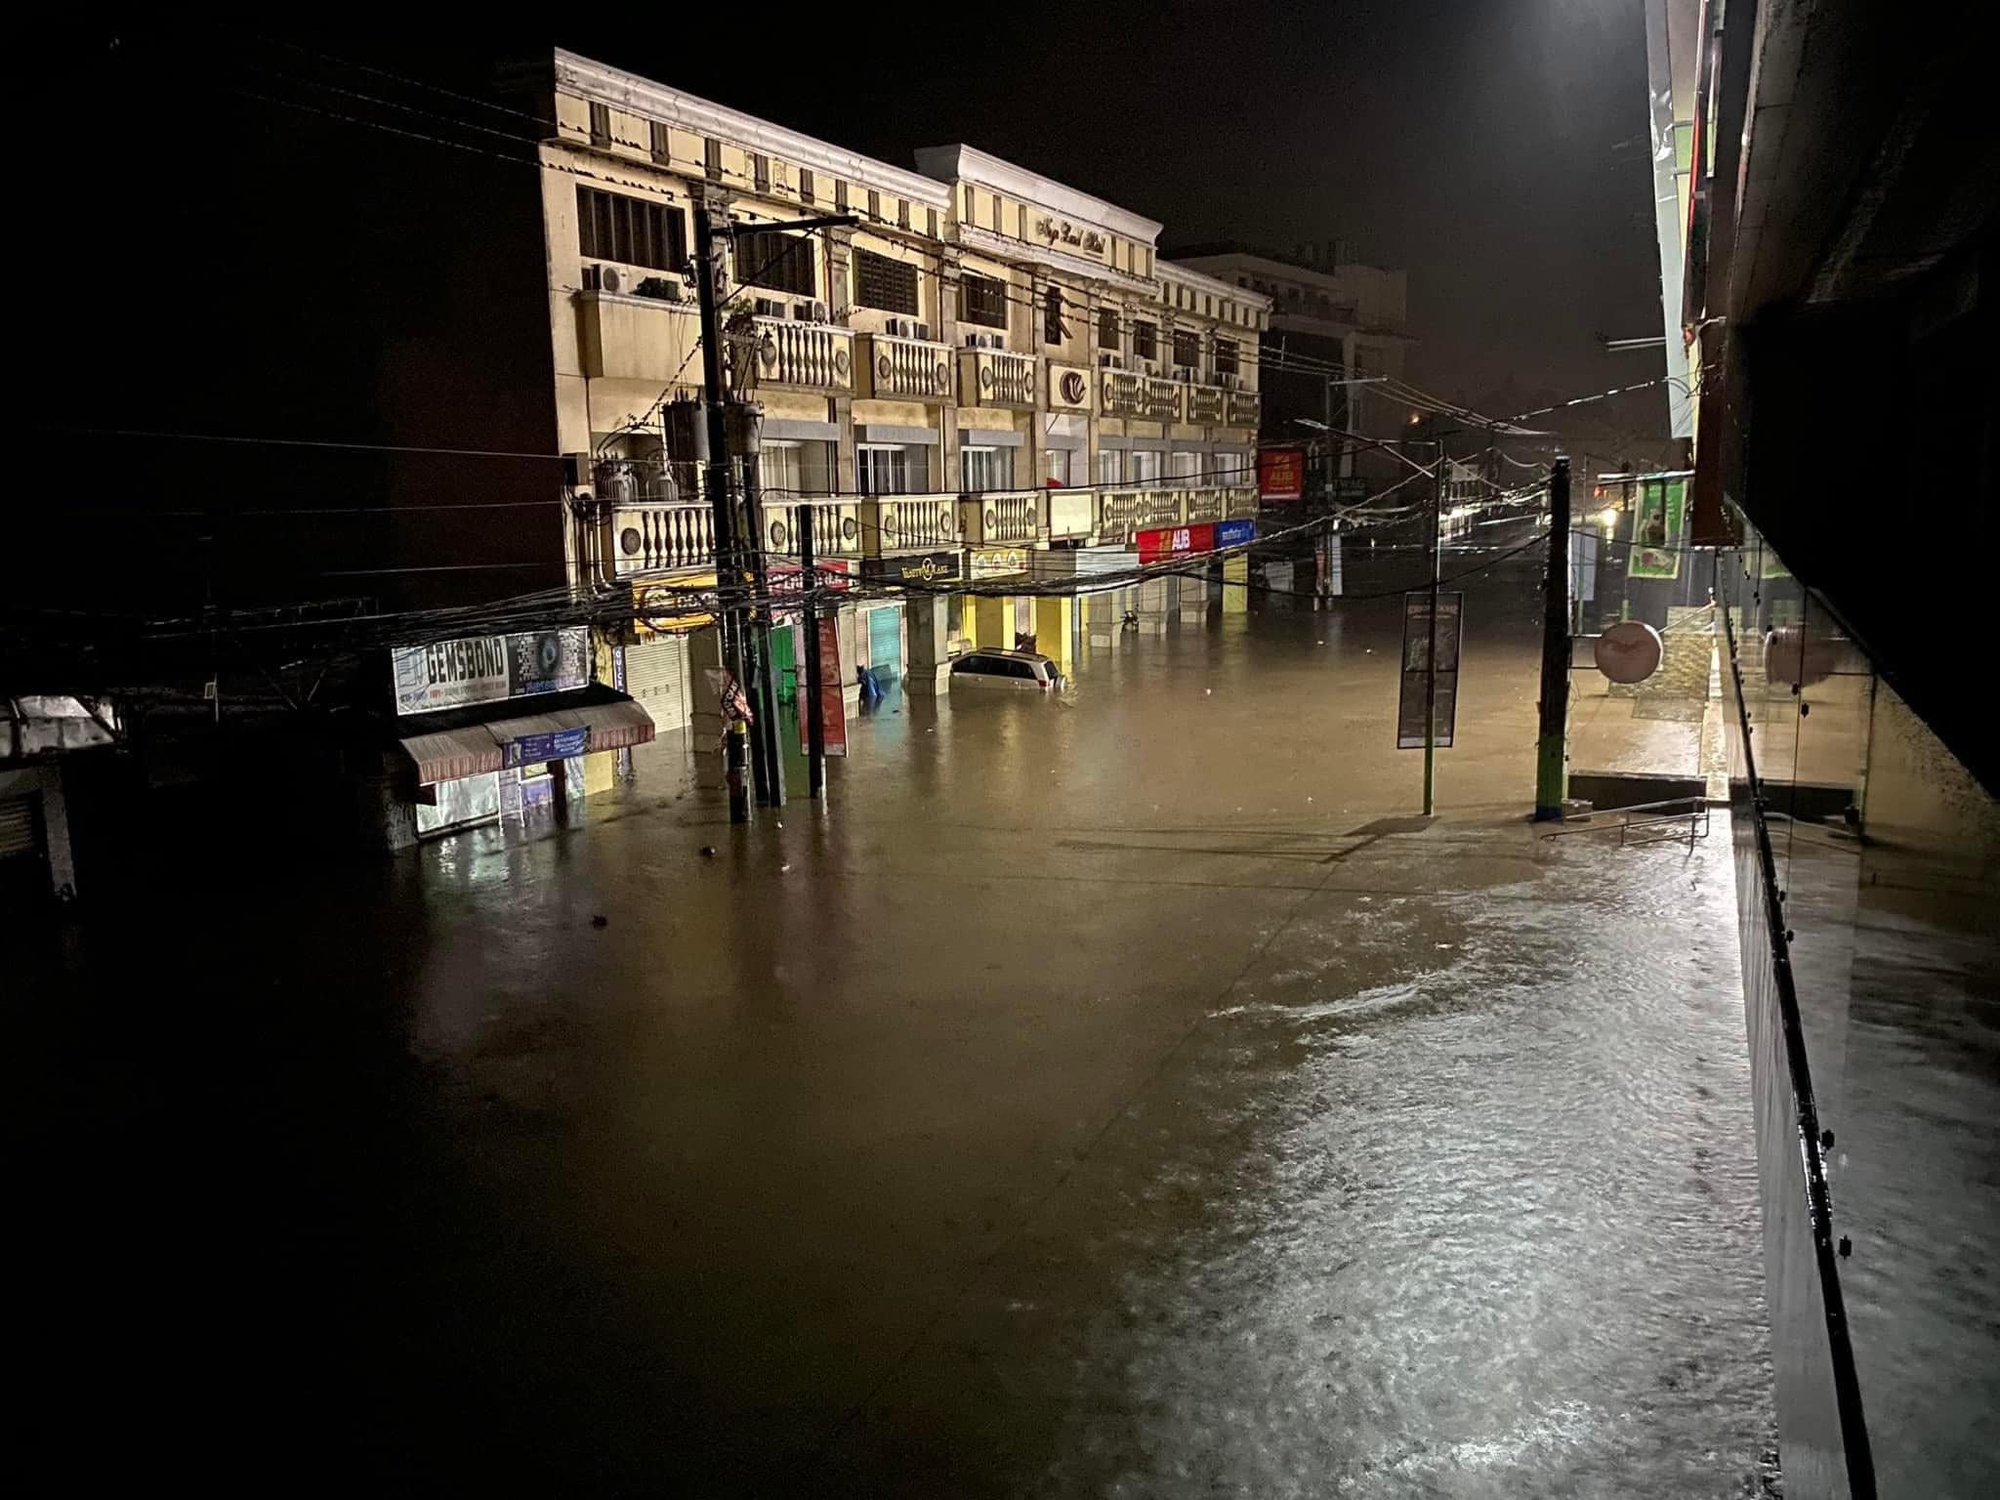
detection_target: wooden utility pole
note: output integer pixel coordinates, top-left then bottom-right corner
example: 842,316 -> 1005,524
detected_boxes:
1535,457 -> 1572,820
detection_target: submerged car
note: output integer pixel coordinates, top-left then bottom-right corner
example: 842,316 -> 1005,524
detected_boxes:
949,648 -> 1064,691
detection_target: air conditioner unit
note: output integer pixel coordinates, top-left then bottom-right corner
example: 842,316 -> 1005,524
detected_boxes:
796,299 -> 828,323
886,317 -> 907,338
752,296 -> 787,319
913,322 -> 930,342
1218,372 -> 1238,390
1097,353 -> 1123,369
964,331 -> 982,349
587,263 -> 626,295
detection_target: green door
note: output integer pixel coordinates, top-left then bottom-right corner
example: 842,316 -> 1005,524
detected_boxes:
868,607 -> 902,683
770,622 -> 799,704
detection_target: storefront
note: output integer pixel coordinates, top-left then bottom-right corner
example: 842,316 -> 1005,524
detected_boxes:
387,626 -> 654,842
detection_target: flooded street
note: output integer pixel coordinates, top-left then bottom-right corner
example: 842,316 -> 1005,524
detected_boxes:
16,557 -> 1777,1494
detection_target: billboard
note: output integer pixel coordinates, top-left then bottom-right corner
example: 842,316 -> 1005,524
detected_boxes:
392,627 -> 591,715
1628,475 -> 1688,579
1396,592 -> 1464,749
1258,446 -> 1306,502
1136,523 -> 1215,565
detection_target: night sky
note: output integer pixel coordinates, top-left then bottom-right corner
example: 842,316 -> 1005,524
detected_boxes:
569,0 -> 1667,433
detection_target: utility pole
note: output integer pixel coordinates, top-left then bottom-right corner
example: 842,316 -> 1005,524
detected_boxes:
798,503 -> 826,799
1422,438 -> 1445,816
1534,456 -> 1572,820
731,403 -> 785,806
690,185 -> 750,823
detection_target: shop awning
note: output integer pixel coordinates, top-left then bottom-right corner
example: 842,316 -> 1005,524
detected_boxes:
398,691 -> 654,785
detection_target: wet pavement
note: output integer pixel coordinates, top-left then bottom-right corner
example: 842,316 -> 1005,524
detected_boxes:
15,554 -> 1779,1493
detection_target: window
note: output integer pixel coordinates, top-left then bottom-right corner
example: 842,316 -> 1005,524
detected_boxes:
1018,205 -> 1028,240
704,137 -> 723,180
758,440 -> 834,497
1130,449 -> 1163,484
964,184 -> 975,225
1042,448 -> 1071,486
589,102 -> 611,146
1172,330 -> 1201,370
1097,306 -> 1120,351
835,179 -> 848,211
858,444 -> 929,495
1205,295 -> 1213,316
649,121 -> 670,164
1043,286 -> 1064,345
855,249 -> 919,315
1098,449 -> 1123,485
961,445 -> 1013,492
1171,450 -> 1200,481
1214,338 -> 1239,378
867,189 -> 880,221
898,199 -> 910,230
1132,320 -> 1158,360
991,194 -> 1002,231
734,230 -> 815,297
799,168 -> 815,203
577,186 -> 687,273
927,207 -> 938,239
752,153 -> 770,192
961,273 -> 1008,330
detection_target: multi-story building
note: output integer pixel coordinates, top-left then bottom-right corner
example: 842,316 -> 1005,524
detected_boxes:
1171,241 -> 1414,484
536,52 -> 1270,713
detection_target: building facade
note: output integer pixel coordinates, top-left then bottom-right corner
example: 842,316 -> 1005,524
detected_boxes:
533,52 -> 1269,732
1171,242 -> 1413,485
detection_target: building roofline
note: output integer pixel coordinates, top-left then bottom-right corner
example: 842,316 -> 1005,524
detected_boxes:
913,144 -> 1162,243
1170,243 -> 1405,284
552,50 -> 951,208
1158,258 -> 1275,309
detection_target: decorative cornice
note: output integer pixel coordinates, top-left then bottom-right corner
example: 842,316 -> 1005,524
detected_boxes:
552,50 -> 951,209
913,144 -> 1162,244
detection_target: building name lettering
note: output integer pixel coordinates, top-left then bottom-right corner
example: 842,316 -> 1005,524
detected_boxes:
428,637 -> 507,687
1035,216 -> 1107,255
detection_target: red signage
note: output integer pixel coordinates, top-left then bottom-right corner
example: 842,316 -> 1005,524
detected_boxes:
769,558 -> 852,595
797,614 -> 848,758
1258,446 -> 1305,502
1137,522 -> 1216,565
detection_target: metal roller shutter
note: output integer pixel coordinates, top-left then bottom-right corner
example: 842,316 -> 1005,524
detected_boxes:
625,636 -> 691,735
0,795 -> 38,859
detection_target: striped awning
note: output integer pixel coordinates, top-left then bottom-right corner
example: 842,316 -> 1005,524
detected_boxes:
399,697 -> 654,785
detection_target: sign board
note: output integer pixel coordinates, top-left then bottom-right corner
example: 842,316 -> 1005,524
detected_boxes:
862,550 -> 960,585
1396,591 -> 1464,749
1215,517 -> 1256,550
1330,477 -> 1372,503
505,725 -> 591,767
1137,522 -> 1216,565
769,558 -> 852,596
1258,447 -> 1305,502
798,614 -> 848,757
1569,528 -> 1599,604
1628,475 -> 1687,579
634,573 -> 718,638
1048,364 -> 1090,411
969,547 -> 1031,581
392,627 -> 591,715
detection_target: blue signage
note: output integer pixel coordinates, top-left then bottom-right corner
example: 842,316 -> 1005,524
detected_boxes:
1215,518 -> 1257,549
506,725 -> 589,767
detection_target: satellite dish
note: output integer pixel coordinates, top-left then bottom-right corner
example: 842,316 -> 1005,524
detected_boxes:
1595,620 -> 1663,684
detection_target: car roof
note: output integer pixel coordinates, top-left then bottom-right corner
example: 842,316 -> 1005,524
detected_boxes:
965,647 -> 1048,662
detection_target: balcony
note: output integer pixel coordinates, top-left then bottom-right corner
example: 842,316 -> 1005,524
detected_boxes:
958,347 -> 1038,409
609,502 -> 716,578
1100,369 -> 1181,422
862,494 -> 960,554
759,497 -> 864,561
576,290 -> 700,383
1225,388 -> 1262,428
859,332 -> 954,401
1225,485 -> 1258,518
1184,383 -> 1227,424
960,490 -> 1041,547
1095,487 -> 1185,543
751,316 -> 854,393
1185,488 -> 1226,523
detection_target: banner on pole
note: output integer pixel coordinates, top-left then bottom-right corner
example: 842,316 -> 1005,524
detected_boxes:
1396,591 -> 1464,749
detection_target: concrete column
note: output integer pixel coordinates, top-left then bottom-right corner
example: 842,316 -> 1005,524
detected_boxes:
1034,596 -> 1074,675
907,596 -> 951,696
973,595 -> 1007,648
1133,577 -> 1169,636
1222,553 -> 1250,614
687,624 -> 727,787
829,228 -> 858,493
1176,573 -> 1208,620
